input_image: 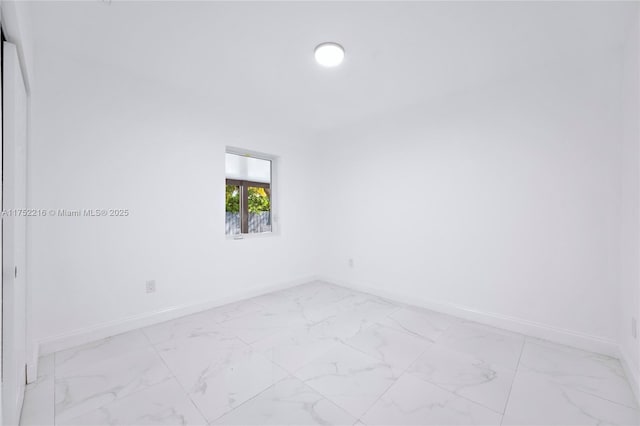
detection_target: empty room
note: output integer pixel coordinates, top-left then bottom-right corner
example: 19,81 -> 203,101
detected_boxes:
0,0 -> 638,425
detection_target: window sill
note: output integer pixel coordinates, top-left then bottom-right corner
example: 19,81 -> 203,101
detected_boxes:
226,231 -> 278,240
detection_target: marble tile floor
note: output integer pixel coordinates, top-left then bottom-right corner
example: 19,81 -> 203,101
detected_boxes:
19,281 -> 639,425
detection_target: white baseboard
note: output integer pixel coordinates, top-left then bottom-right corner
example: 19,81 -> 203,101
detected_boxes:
34,275 -> 318,360
319,276 -> 620,358
619,345 -> 640,405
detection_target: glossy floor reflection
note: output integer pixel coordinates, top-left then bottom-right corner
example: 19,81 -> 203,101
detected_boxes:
20,282 -> 639,425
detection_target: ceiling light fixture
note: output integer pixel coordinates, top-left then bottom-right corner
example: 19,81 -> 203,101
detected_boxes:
314,42 -> 345,67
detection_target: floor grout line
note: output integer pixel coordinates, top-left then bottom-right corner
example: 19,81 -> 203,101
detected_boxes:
401,367 -> 507,417
352,333 -> 508,421
500,335 -> 526,425
144,330 -> 210,425
205,375 -> 292,425
284,370 -> 362,424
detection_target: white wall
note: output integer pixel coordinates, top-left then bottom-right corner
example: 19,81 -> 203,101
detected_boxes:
26,8 -> 640,379
28,47 -> 320,353
317,52 -> 625,353
620,6 -> 640,395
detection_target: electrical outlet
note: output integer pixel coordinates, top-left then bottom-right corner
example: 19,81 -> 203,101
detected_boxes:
633,317 -> 638,339
146,280 -> 156,294
348,258 -> 354,268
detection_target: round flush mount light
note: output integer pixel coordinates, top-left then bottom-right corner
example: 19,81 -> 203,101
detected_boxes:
314,42 -> 345,67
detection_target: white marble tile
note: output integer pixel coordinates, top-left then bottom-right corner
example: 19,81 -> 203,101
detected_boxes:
270,282 -> 349,309
212,377 -> 356,425
59,379 -> 207,425
20,355 -> 55,426
143,300 -> 263,346
294,343 -> 397,419
55,331 -> 152,376
306,311 -> 378,343
252,328 -> 340,373
304,296 -> 398,344
209,299 -> 265,323
21,380 -> 55,426
268,283 -> 364,326
361,374 -> 503,425
503,366 -> 640,425
154,334 -> 249,390
302,305 -> 356,326
250,290 -> 300,309
18,283 -> 640,426
380,306 -> 457,342
188,352 -> 287,422
55,346 -> 173,422
287,281 -> 356,306
345,323 -> 430,376
407,343 -> 515,413
519,338 -> 638,409
436,321 -> 524,370
162,339 -> 287,422
334,293 -> 399,318
215,307 -> 308,344
284,282 -> 355,305
142,312 -> 236,345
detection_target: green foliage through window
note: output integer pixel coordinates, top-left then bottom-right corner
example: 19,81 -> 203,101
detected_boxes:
248,187 -> 270,213
225,184 -> 270,213
226,185 -> 240,212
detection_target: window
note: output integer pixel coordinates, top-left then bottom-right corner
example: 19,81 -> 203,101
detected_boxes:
225,151 -> 273,235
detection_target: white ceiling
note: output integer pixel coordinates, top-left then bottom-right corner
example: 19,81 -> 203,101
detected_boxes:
28,1 -> 636,132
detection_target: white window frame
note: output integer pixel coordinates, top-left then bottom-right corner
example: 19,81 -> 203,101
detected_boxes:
225,147 -> 278,239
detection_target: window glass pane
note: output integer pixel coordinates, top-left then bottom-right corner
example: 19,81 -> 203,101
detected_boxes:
225,184 -> 241,235
225,153 -> 271,183
248,185 -> 271,233
225,152 -> 272,235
